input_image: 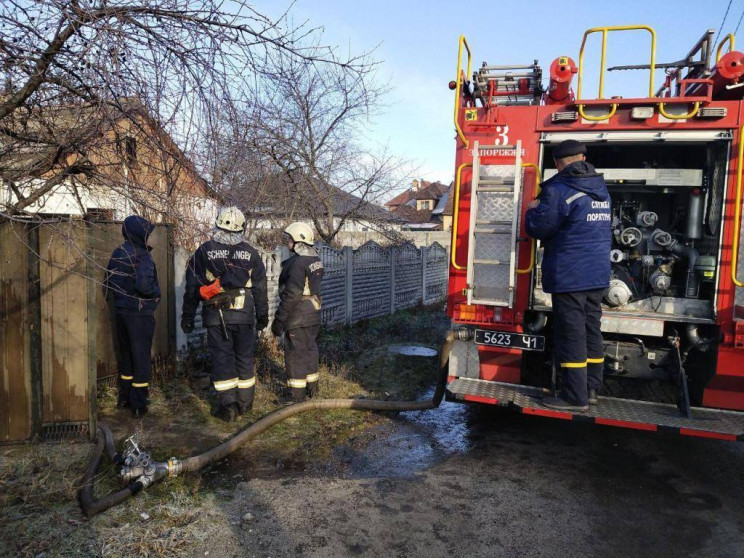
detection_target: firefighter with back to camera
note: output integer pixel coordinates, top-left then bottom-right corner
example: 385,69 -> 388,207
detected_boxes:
525,139 -> 611,412
272,222 -> 325,403
181,207 -> 269,422
104,215 -> 161,418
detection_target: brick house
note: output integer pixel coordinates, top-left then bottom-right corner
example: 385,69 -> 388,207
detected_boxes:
1,100 -> 217,246
385,179 -> 453,231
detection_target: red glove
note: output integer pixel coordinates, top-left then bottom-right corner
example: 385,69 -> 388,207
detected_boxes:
199,278 -> 222,300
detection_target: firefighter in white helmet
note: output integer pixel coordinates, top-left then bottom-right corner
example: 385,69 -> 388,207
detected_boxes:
181,206 -> 269,421
272,222 -> 325,402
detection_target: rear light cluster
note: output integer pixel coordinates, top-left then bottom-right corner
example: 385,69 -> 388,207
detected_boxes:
453,303 -> 502,324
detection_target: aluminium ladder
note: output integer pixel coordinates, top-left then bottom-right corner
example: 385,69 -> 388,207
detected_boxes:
466,140 -> 523,307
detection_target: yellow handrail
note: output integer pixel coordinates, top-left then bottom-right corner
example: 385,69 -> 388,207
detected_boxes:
658,101 -> 701,120
577,25 -> 657,100
450,162 -> 472,270
578,103 -> 618,121
517,163 -> 542,274
453,35 -> 472,148
732,124 -> 744,287
717,33 -> 736,62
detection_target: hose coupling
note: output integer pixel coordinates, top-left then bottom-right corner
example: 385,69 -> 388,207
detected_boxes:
167,457 -> 183,477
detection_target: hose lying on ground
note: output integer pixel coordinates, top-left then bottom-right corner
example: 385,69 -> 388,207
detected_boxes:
79,335 -> 454,517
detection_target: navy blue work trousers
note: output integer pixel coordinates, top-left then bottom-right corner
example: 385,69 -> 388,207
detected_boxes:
115,312 -> 155,411
552,289 -> 605,406
208,323 -> 256,411
285,325 -> 321,403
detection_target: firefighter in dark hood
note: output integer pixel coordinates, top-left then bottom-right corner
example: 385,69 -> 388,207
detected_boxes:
525,140 -> 611,412
104,215 -> 161,418
272,222 -> 324,403
181,207 -> 269,422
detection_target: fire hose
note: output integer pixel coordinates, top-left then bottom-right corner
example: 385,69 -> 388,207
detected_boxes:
79,334 -> 454,517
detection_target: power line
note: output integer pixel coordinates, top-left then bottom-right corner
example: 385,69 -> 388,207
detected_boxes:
734,5 -> 744,35
715,0 -> 734,47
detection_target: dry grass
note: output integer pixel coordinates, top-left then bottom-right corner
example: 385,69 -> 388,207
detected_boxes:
0,307 -> 450,556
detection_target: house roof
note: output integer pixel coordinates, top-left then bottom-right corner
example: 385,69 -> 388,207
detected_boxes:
391,204 -> 433,224
413,181 -> 448,201
431,182 -> 454,215
242,172 -> 405,223
385,180 -> 449,209
441,182 -> 456,216
435,182 -> 455,216
404,222 -> 441,230
385,188 -> 416,208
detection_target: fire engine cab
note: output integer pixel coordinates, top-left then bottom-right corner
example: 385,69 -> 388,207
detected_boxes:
445,26 -> 744,441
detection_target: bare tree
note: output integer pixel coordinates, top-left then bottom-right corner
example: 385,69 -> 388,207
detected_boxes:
0,0 -> 373,241
206,48 -> 409,244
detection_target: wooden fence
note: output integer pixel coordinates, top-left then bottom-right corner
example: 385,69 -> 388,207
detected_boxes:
0,221 -> 175,442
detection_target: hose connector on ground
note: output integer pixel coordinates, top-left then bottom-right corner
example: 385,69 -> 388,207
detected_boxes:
119,436 -> 169,487
80,344 -> 453,517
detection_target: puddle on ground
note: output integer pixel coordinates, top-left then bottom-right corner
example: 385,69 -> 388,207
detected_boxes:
206,388 -> 482,484
338,387 -> 473,478
387,344 -> 439,357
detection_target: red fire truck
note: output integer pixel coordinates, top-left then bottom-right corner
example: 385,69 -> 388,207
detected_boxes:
444,26 -> 744,441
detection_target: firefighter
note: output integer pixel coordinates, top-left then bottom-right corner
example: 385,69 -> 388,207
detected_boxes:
271,223 -> 324,403
104,215 -> 161,418
181,207 -> 269,422
525,140 -> 611,412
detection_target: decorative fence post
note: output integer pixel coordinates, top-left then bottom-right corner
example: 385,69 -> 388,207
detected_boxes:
421,245 -> 428,305
389,246 -> 397,315
344,246 -> 354,324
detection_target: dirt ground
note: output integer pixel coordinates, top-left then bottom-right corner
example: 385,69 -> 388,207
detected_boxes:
3,307 -> 744,557
0,307 -> 449,557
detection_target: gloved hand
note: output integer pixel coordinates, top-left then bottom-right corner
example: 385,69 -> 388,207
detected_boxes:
181,317 -> 195,334
271,319 -> 283,337
256,317 -> 269,332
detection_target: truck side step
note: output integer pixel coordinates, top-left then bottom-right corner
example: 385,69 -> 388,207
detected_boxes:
446,377 -> 744,441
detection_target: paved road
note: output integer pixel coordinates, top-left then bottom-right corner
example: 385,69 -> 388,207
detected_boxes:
200,401 -> 744,557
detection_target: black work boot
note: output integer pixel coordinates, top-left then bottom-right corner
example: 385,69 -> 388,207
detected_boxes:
213,403 -> 238,422
132,407 -> 148,418
236,404 -> 253,416
541,396 -> 589,413
588,389 -> 599,406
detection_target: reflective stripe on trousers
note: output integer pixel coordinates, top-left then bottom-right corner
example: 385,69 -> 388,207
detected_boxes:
214,378 -> 239,391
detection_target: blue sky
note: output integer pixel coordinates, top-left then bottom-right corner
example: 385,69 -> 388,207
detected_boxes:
253,0 -> 741,192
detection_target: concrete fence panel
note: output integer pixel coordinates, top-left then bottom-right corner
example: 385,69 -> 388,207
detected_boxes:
351,241 -> 392,322
394,243 -> 423,311
178,239 -> 449,350
318,244 -> 347,327
424,242 -> 449,304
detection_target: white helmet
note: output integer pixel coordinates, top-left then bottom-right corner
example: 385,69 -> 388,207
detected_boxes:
284,222 -> 315,245
215,206 -> 246,232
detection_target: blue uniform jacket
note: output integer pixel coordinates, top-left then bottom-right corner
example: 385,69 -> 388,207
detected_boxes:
525,161 -> 611,294
104,216 -> 161,314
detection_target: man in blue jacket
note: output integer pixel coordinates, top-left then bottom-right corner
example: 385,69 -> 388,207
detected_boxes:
104,215 -> 161,417
525,140 -> 611,411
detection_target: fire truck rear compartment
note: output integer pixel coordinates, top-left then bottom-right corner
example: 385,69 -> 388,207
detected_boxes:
536,139 -> 727,319
528,138 -> 729,402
